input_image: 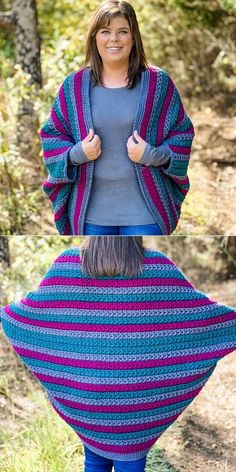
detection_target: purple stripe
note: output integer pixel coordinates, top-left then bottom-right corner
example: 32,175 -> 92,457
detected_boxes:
50,188 -> 61,203
12,345 -> 234,370
35,370 -> 207,393
51,108 -> 68,136
78,431 -> 157,454
53,404 -> 179,434
74,70 -> 87,140
169,145 -> 191,154
159,169 -> 179,227
54,255 -> 172,265
140,69 -> 157,137
20,297 -> 215,312
142,167 -> 170,233
59,83 -> 71,133
177,102 -> 184,122
40,277 -> 192,288
157,78 -> 174,145
73,165 -> 87,235
54,386 -> 202,413
171,176 -> 189,185
43,146 -> 71,158
54,202 -> 67,222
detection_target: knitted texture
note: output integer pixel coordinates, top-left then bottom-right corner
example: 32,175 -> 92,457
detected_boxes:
2,248 -> 234,461
40,66 -> 195,235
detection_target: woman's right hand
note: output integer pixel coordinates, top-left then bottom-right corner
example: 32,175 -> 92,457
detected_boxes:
82,129 -> 101,161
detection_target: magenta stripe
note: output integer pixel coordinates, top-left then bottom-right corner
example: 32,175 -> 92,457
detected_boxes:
142,167 -> 170,233
140,69 -> 157,137
12,344 -> 234,370
177,102 -> 184,122
40,276 -> 192,288
20,297 -> 215,312
171,176 -> 189,185
74,70 -> 87,139
178,186 -> 189,196
35,370 -> 207,393
73,165 -> 87,234
47,186 -> 61,203
51,108 -> 68,136
43,180 -> 57,189
54,202 -> 67,222
40,131 -> 75,142
59,83 -> 71,133
43,146 -> 71,158
159,170 -> 179,227
54,386 -> 201,413
54,255 -> 172,265
157,79 -> 174,145
53,404 -> 179,434
169,145 -> 191,154
79,431 -> 157,454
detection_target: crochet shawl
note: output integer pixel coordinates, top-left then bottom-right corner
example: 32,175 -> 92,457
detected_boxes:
40,66 -> 195,235
1,248 -> 236,461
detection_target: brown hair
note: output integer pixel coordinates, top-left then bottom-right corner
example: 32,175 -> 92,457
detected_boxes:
83,1 -> 149,88
80,236 -> 144,277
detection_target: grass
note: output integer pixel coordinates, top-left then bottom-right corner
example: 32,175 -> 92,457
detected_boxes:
0,391 -> 177,472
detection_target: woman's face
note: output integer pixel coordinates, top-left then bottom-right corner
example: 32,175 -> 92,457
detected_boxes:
95,16 -> 134,68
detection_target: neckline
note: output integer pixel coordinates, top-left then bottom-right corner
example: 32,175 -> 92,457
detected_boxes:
102,84 -> 128,89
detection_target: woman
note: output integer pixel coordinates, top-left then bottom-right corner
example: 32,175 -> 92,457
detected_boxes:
40,0 -> 195,235
1,236 -> 236,472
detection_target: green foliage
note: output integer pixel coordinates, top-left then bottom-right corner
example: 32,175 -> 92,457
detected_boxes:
0,0 -> 235,233
0,389 -> 177,472
0,69 -> 42,234
0,236 -> 84,304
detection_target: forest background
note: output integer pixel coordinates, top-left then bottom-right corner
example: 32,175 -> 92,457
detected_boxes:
0,235 -> 236,472
0,0 -> 236,235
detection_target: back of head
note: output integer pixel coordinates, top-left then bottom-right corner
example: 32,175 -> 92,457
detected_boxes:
80,236 -> 144,277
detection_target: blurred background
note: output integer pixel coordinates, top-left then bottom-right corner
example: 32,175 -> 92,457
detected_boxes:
0,0 -> 235,235
0,235 -> 236,471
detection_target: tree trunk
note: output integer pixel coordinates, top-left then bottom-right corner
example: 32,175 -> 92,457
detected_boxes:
222,236 -> 236,279
0,0 -> 43,186
0,237 -> 10,269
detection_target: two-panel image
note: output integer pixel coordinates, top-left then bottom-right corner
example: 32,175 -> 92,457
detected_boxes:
0,1 -> 235,471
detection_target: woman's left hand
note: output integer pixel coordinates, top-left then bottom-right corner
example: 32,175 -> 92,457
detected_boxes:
127,130 -> 147,163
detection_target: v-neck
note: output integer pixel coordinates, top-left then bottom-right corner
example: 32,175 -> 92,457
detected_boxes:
82,67 -> 150,136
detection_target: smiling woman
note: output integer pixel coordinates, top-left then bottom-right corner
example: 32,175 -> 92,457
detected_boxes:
40,1 -> 195,235
95,16 -> 134,86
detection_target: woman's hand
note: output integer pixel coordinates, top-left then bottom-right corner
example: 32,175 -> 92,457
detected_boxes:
82,129 -> 102,161
127,130 -> 147,163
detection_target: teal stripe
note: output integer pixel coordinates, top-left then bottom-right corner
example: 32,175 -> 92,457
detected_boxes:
29,291 -> 205,302
51,392 -> 191,421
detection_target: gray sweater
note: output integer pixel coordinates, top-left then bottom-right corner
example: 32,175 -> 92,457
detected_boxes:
69,79 -> 170,225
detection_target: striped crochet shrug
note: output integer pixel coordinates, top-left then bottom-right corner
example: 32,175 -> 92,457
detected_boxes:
40,66 -> 195,235
1,247 -> 235,461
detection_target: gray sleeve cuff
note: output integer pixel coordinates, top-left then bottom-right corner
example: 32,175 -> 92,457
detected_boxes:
69,141 -> 90,165
140,143 -> 171,167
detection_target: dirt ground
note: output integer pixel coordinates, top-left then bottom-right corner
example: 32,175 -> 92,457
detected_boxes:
177,99 -> 236,235
158,280 -> 236,472
0,280 -> 236,471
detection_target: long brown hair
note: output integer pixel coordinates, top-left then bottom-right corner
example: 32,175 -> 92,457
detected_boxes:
83,1 -> 149,89
80,236 -> 144,277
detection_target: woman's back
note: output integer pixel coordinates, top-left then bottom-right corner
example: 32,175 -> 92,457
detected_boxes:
1,246 -> 236,461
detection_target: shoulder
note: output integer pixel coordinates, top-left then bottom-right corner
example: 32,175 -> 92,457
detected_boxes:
53,246 -> 81,263
147,64 -> 177,89
144,248 -> 175,266
147,64 -> 171,79
60,67 -> 90,88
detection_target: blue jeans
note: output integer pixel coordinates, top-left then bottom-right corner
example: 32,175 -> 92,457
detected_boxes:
84,223 -> 163,235
84,446 -> 147,471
